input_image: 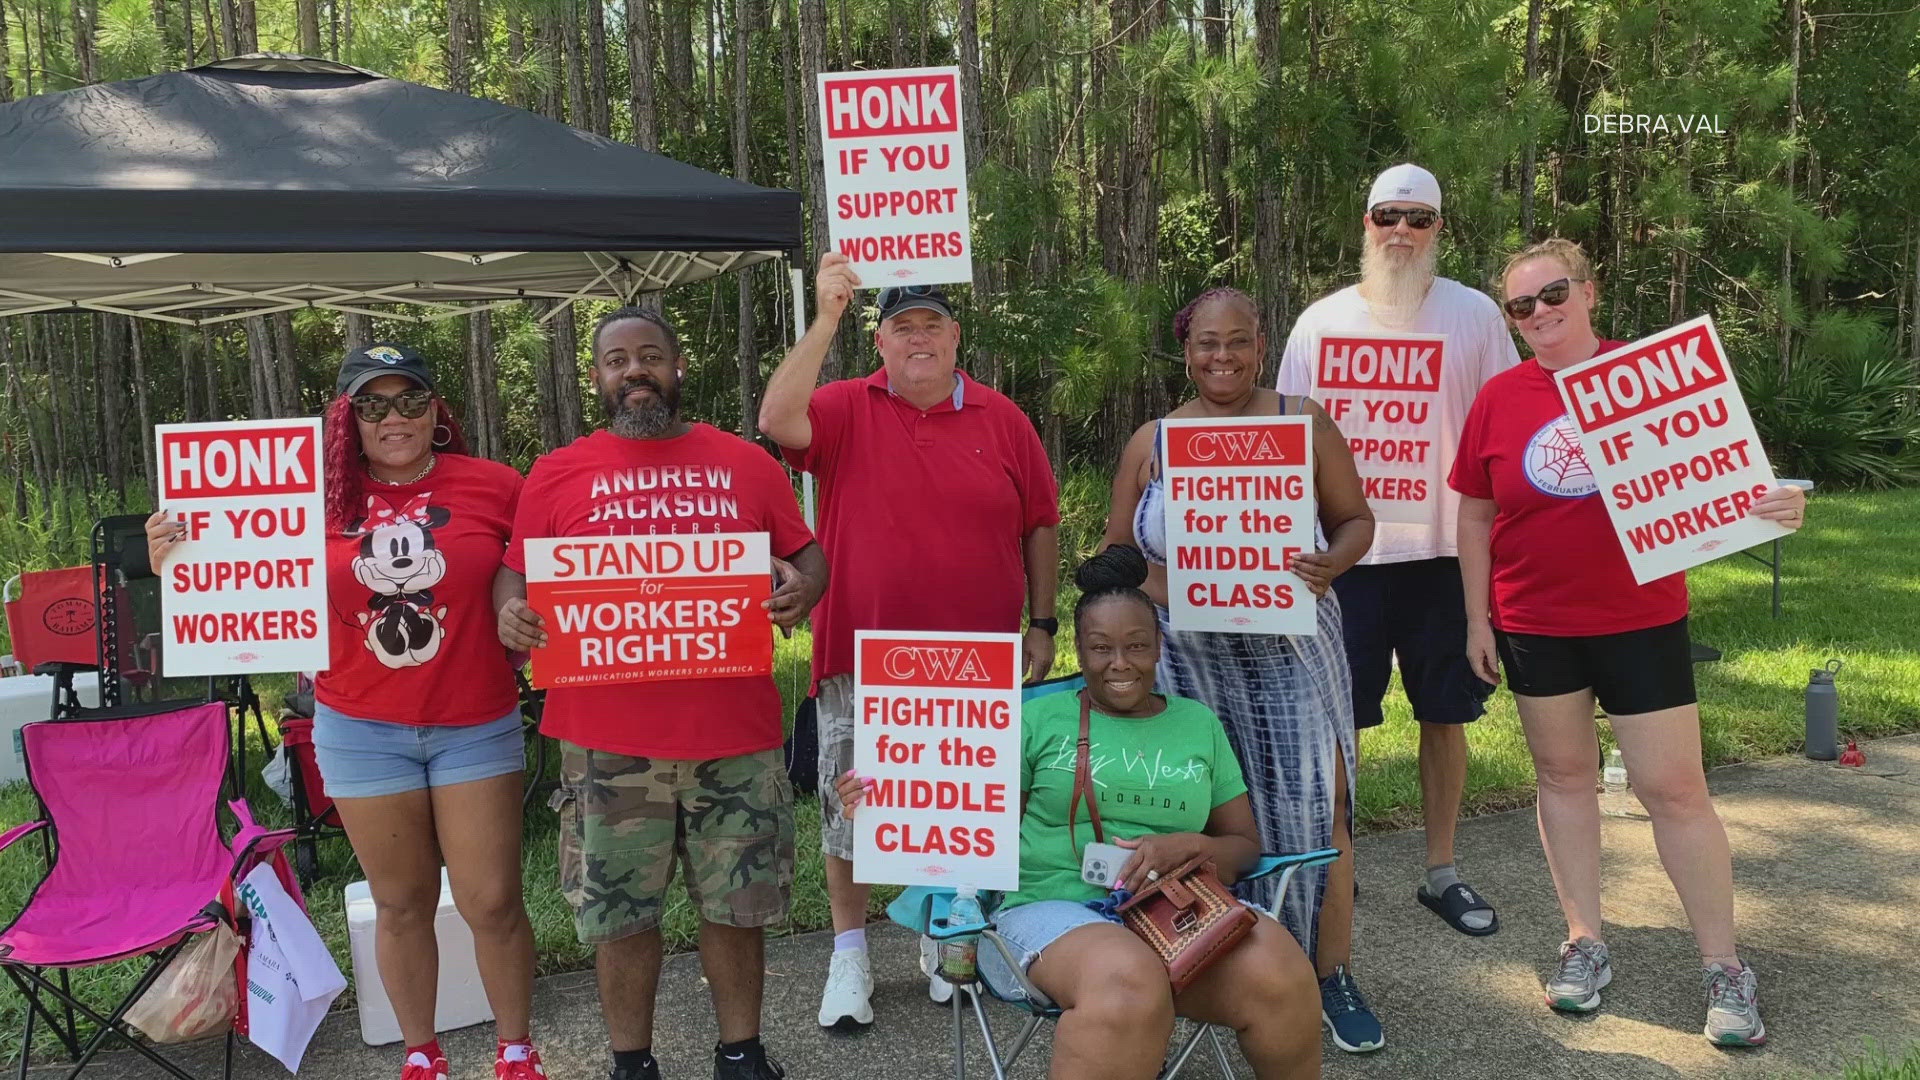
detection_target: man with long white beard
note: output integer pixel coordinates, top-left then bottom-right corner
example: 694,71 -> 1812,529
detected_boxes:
1277,163 -> 1520,1054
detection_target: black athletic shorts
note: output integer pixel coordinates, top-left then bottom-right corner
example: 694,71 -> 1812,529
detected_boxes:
1332,557 -> 1495,729
1492,616 -> 1698,716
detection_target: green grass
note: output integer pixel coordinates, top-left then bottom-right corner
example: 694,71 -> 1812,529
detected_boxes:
1822,1044 -> 1920,1080
2,486 -> 1916,1063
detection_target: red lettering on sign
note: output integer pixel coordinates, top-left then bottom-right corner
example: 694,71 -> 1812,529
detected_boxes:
1563,324 -> 1728,433
160,427 -> 317,499
824,74 -> 960,138
1315,336 -> 1443,391
1164,423 -> 1307,469
859,637 -> 1019,689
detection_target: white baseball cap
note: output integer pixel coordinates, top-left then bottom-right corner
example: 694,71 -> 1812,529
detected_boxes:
1367,163 -> 1442,213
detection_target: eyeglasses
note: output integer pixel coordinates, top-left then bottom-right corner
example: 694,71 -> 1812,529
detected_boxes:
877,284 -> 939,311
1502,278 -> 1585,319
1369,207 -> 1437,230
351,388 -> 433,423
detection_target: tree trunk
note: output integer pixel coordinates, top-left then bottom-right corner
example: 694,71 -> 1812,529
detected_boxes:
343,313 -> 372,354
548,306 -> 584,448
297,0 -> 321,55
1252,0 -> 1286,373
508,6 -> 526,108
271,312 -> 299,415
220,0 -> 238,55
1910,223 -> 1920,375
71,0 -> 96,83
131,322 -> 156,501
1779,0 -> 1801,377
0,0 -> 14,103
733,0 -> 760,437
98,317 -> 127,507
628,0 -> 659,148
1519,0 -> 1542,239
445,0 -> 469,93
666,0 -> 694,143
586,0 -> 612,136
798,0 -> 845,379
465,312 -> 504,460
1203,0 -> 1232,267
958,0 -> 996,385
779,0 -> 801,187
238,0 -> 257,51
564,0 -> 588,126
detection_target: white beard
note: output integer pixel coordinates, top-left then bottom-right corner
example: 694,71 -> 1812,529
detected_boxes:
1360,239 -> 1438,328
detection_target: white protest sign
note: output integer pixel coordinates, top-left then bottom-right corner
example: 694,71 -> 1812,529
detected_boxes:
156,419 -> 328,676
1552,315 -> 1788,583
853,630 -> 1021,891
1161,416 -> 1317,635
818,66 -> 972,287
1309,331 -> 1446,524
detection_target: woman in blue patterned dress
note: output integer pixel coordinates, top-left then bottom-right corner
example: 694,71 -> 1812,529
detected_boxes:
1102,286 -> 1378,1049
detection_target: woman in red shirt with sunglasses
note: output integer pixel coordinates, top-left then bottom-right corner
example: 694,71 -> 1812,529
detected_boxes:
147,342 -> 541,1080
1450,239 -> 1806,1047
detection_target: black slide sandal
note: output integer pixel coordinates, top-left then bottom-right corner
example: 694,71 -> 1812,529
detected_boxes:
1418,882 -> 1500,936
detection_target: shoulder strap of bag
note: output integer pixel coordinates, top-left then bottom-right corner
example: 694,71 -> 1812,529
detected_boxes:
1067,690 -> 1106,849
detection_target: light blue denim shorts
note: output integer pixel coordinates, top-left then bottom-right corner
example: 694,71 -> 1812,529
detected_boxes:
311,703 -> 525,799
977,900 -> 1111,1004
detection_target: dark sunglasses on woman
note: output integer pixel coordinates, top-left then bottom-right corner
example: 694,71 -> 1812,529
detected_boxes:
1503,278 -> 1585,319
351,388 -> 434,423
1368,207 -> 1437,230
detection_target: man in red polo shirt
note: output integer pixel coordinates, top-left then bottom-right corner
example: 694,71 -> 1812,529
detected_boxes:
758,252 -> 1061,1030
496,307 -> 826,1080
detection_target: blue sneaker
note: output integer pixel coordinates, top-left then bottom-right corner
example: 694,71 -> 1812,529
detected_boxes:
1319,965 -> 1384,1052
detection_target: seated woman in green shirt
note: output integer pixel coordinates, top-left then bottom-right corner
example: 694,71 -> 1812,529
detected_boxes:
836,545 -> 1320,1080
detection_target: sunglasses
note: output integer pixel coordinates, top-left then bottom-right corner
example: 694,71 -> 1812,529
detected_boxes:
351,388 -> 433,423
1369,207 -> 1437,230
877,284 -> 940,311
1503,278 -> 1585,319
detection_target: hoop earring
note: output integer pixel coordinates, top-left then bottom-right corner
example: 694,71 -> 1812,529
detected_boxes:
433,424 -> 453,448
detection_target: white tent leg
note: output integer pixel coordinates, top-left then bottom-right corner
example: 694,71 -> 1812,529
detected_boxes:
791,262 -> 815,529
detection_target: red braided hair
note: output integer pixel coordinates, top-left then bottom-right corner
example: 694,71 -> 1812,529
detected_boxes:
323,394 -> 472,534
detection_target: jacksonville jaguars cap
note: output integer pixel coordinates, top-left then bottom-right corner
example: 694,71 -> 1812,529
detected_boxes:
335,341 -> 435,397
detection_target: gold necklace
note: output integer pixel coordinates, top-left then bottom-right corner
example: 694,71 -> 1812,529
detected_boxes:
368,452 -> 437,486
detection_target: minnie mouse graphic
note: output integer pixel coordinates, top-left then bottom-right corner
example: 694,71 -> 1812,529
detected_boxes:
346,493 -> 452,669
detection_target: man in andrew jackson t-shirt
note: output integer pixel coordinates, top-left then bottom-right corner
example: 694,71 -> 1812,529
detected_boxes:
494,307 -> 826,1080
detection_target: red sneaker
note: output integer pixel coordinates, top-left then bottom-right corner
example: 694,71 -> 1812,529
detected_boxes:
496,1042 -> 545,1079
401,1051 -> 450,1080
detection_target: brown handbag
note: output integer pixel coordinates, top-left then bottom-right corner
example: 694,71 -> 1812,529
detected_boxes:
1068,692 -> 1256,993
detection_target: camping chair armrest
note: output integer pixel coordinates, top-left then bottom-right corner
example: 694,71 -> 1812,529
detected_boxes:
0,819 -> 47,855
1242,848 -> 1342,919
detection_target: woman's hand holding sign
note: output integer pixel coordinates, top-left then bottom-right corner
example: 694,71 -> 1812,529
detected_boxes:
1750,484 -> 1807,530
496,597 -> 548,651
1287,551 -> 1339,598
144,509 -> 186,569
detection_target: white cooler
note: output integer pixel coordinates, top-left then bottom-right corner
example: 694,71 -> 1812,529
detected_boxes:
0,671 -> 101,785
343,869 -> 494,1046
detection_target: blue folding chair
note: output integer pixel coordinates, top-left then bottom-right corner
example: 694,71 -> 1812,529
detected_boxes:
888,672 -> 1341,1078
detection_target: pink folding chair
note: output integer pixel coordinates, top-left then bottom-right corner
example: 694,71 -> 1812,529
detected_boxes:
0,700 -> 301,1080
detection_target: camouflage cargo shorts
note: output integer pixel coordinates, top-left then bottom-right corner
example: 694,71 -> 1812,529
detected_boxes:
554,742 -> 795,945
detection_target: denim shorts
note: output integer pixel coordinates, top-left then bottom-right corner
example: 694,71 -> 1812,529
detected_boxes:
976,900 -> 1110,1004
312,703 -> 525,799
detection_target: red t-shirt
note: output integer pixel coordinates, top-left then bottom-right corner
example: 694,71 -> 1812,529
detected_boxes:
504,425 -> 815,759
1448,349 -> 1689,636
783,369 -> 1060,687
317,453 -> 525,726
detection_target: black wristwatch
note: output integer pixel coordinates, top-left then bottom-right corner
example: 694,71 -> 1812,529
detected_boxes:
1027,617 -> 1059,636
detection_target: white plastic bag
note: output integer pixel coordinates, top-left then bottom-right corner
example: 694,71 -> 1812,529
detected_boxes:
260,744 -> 293,805
124,924 -> 242,1043
239,864 -> 346,1073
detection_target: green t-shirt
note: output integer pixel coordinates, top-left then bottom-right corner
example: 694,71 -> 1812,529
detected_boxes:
1003,691 -> 1247,909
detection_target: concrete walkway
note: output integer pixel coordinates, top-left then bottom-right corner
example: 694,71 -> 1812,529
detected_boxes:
36,736 -> 1920,1079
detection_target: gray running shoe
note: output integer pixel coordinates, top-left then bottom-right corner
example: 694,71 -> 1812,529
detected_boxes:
1545,937 -> 1612,1012
1703,963 -> 1766,1047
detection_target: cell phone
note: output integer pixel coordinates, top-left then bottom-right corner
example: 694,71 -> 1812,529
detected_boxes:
1080,842 -> 1130,888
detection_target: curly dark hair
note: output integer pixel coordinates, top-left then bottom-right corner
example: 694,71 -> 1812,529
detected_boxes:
1172,286 -> 1260,344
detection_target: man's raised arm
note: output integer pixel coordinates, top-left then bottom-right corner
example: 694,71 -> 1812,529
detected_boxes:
758,252 -> 861,450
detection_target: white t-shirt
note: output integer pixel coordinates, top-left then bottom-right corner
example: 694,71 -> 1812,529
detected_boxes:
1277,277 -> 1520,563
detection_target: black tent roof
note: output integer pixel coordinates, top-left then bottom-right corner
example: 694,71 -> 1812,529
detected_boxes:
0,55 -> 802,323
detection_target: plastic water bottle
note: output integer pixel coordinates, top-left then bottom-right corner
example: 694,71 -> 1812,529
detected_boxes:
938,887 -> 983,984
1602,748 -> 1628,795
1804,659 -> 1842,761
1600,748 -> 1636,818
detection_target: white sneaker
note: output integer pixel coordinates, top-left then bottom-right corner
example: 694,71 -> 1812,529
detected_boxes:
818,949 -> 874,1029
920,933 -> 953,1003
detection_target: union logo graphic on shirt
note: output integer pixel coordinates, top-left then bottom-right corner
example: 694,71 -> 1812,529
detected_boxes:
1523,415 -> 1597,498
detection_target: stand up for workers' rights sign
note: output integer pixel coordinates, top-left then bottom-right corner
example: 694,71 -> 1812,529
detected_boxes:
818,66 -> 971,287
1310,332 -> 1445,524
853,631 -> 1021,891
522,534 -> 773,688
156,419 -> 329,676
1161,416 -> 1317,635
1553,316 -> 1788,583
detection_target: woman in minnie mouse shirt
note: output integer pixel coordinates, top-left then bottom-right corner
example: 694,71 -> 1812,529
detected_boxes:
1449,240 -> 1806,1048
146,342 -> 542,1080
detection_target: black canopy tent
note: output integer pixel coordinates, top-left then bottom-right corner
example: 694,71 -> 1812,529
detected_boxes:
0,54 -> 804,325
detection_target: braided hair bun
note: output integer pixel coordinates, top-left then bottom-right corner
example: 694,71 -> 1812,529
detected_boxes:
1072,545 -> 1155,632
